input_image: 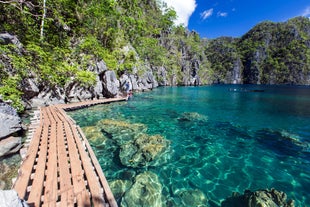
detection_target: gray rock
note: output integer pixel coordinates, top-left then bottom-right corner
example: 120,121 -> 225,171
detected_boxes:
0,103 -> 21,139
0,136 -> 21,158
121,171 -> 163,207
102,70 -> 119,97
157,66 -> 168,86
31,88 -> 65,107
96,60 -> 108,74
0,190 -> 28,207
93,75 -> 104,99
221,189 -> 295,207
21,78 -> 40,100
129,74 -> 139,90
0,33 -> 23,50
138,71 -> 158,90
65,82 -> 93,103
119,74 -> 132,93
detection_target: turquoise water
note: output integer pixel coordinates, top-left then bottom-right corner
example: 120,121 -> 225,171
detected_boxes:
69,85 -> 310,206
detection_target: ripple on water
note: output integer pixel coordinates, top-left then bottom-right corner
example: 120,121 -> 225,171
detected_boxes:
68,86 -> 310,206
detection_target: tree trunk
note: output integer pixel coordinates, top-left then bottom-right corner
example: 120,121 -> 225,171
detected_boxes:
40,0 -> 46,41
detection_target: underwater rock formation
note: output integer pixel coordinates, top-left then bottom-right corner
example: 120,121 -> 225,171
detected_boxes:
221,189 -> 295,207
109,179 -> 132,200
178,112 -> 208,122
119,133 -> 170,168
176,189 -> 208,207
81,126 -> 107,146
121,171 -> 164,207
97,119 -> 147,145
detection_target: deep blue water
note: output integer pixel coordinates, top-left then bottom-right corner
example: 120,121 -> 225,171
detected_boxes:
69,85 -> 310,206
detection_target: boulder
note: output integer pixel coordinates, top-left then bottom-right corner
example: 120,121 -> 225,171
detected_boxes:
109,179 -> 132,199
20,78 -> 40,100
0,33 -> 23,50
97,119 -> 147,145
129,74 -> 139,90
176,189 -> 208,207
0,190 -> 28,207
65,82 -> 93,103
0,136 -> 21,158
119,74 -> 132,93
119,133 -> 170,168
102,70 -> 120,98
178,112 -> 208,123
0,103 -> 21,139
31,88 -> 65,107
93,75 -> 104,99
81,126 -> 108,146
221,189 -> 295,207
121,171 -> 163,207
138,71 -> 158,90
95,60 -> 108,74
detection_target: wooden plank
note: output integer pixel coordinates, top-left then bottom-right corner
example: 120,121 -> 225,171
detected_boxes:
56,122 -> 75,206
64,122 -> 91,207
13,122 -> 43,198
26,123 -> 49,206
42,122 -> 58,206
69,124 -> 105,207
77,127 -> 118,207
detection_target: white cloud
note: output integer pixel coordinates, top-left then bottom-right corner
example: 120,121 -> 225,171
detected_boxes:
161,0 -> 197,27
217,11 -> 228,17
201,8 -> 214,20
302,6 -> 310,17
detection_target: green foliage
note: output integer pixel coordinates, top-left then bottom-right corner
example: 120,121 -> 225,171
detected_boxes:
0,76 -> 24,112
75,70 -> 96,87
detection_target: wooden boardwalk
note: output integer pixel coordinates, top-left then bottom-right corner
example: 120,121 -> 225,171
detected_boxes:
13,97 -> 127,207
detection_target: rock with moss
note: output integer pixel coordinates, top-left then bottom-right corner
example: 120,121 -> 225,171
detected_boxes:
176,189 -> 208,207
109,179 -> 132,200
178,112 -> 208,122
97,119 -> 147,145
221,189 -> 295,207
121,171 -> 164,207
81,126 -> 107,146
119,133 -> 170,168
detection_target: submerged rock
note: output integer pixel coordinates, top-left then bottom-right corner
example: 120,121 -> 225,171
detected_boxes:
178,112 -> 208,122
0,136 -> 21,158
0,154 -> 21,190
121,171 -> 163,207
109,179 -> 132,199
176,189 -> 208,207
81,126 -> 107,145
119,133 -> 170,168
97,119 -> 147,145
221,189 -> 295,207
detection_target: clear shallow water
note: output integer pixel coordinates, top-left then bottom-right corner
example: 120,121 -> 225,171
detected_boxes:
68,85 -> 310,206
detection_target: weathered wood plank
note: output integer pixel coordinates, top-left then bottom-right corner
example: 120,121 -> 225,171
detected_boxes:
26,122 -> 49,206
70,125 -> 105,207
64,122 -> 91,206
14,98 -> 126,207
13,122 -> 43,199
42,122 -> 58,206
56,122 -> 75,206
77,126 -> 118,207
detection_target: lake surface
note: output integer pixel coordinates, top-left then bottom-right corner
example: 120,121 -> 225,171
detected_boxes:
68,85 -> 310,206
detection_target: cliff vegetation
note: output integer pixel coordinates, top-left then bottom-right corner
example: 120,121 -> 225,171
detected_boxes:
0,0 -> 310,112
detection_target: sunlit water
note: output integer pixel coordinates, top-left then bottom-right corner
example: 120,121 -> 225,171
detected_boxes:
68,85 -> 310,206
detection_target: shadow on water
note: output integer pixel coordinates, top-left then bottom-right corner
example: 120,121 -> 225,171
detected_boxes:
254,129 -> 310,159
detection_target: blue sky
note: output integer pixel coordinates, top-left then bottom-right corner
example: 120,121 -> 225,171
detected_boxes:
162,0 -> 310,39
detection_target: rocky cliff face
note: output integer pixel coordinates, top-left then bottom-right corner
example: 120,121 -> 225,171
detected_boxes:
205,17 -> 310,85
